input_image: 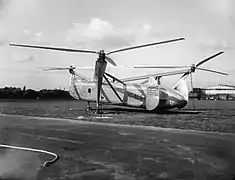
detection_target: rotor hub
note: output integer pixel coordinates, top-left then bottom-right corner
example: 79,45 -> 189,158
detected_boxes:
190,64 -> 196,72
69,66 -> 75,75
98,49 -> 106,62
99,50 -> 105,55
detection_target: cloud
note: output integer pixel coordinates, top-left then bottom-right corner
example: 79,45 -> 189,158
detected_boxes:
23,29 -> 31,35
230,16 -> 235,27
23,30 -> 49,44
204,0 -> 234,18
0,38 -> 6,46
11,52 -> 34,63
0,0 -> 42,46
66,18 -> 165,50
0,21 -> 10,47
15,56 -> 34,63
198,38 -> 235,51
0,24 -> 7,46
2,0 -> 41,19
0,0 -> 9,15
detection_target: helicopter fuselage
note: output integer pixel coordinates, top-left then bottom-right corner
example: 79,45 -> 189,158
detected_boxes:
69,75 -> 188,111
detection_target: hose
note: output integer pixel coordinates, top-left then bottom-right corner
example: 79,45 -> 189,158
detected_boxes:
0,144 -> 59,167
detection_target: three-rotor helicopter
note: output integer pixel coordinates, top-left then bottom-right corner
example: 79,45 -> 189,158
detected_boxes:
9,38 -> 227,113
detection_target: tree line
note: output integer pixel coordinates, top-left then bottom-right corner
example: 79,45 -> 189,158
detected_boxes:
0,86 -> 73,100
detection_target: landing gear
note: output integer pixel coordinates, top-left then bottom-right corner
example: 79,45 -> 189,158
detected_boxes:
86,101 -> 92,111
95,104 -> 102,114
95,109 -> 101,114
86,88 -> 92,111
95,97 -> 104,114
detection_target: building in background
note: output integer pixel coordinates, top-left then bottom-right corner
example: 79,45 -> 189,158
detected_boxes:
190,85 -> 235,100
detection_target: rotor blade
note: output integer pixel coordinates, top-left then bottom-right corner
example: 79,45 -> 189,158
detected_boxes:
141,79 -> 149,84
181,71 -> 190,79
43,66 -> 94,71
121,69 -> 190,82
43,67 -> 70,71
196,51 -> 224,67
9,43 -> 97,54
74,66 -> 94,70
133,65 -> 189,68
106,38 -> 185,55
197,67 -> 228,75
105,56 -> 117,66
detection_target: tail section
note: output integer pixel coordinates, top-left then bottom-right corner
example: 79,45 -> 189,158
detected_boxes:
173,78 -> 189,101
69,71 -> 91,100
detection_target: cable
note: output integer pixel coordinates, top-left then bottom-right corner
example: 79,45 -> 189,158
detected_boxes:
0,144 -> 59,167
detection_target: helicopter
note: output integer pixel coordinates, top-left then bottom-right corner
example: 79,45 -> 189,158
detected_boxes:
9,38 -> 227,114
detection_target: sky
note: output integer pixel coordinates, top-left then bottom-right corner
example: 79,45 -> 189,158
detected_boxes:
0,0 -> 234,90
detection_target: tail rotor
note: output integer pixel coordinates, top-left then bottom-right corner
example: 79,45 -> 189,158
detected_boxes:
43,65 -> 76,74
42,65 -> 92,81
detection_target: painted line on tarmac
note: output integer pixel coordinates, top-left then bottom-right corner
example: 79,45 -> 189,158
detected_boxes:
0,113 -> 234,138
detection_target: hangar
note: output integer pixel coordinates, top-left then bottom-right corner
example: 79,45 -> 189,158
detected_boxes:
201,84 -> 235,100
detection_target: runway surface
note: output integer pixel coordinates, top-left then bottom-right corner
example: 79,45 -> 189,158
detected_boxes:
0,114 -> 235,180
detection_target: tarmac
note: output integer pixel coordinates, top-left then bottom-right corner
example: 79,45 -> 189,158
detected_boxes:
0,113 -> 235,180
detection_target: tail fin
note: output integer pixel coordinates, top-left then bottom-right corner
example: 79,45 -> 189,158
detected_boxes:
173,78 -> 189,101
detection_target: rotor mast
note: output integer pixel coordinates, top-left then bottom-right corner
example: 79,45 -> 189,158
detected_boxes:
93,50 -> 108,113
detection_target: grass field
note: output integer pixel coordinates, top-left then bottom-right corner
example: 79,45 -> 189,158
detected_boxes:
0,100 -> 235,180
0,99 -> 234,133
